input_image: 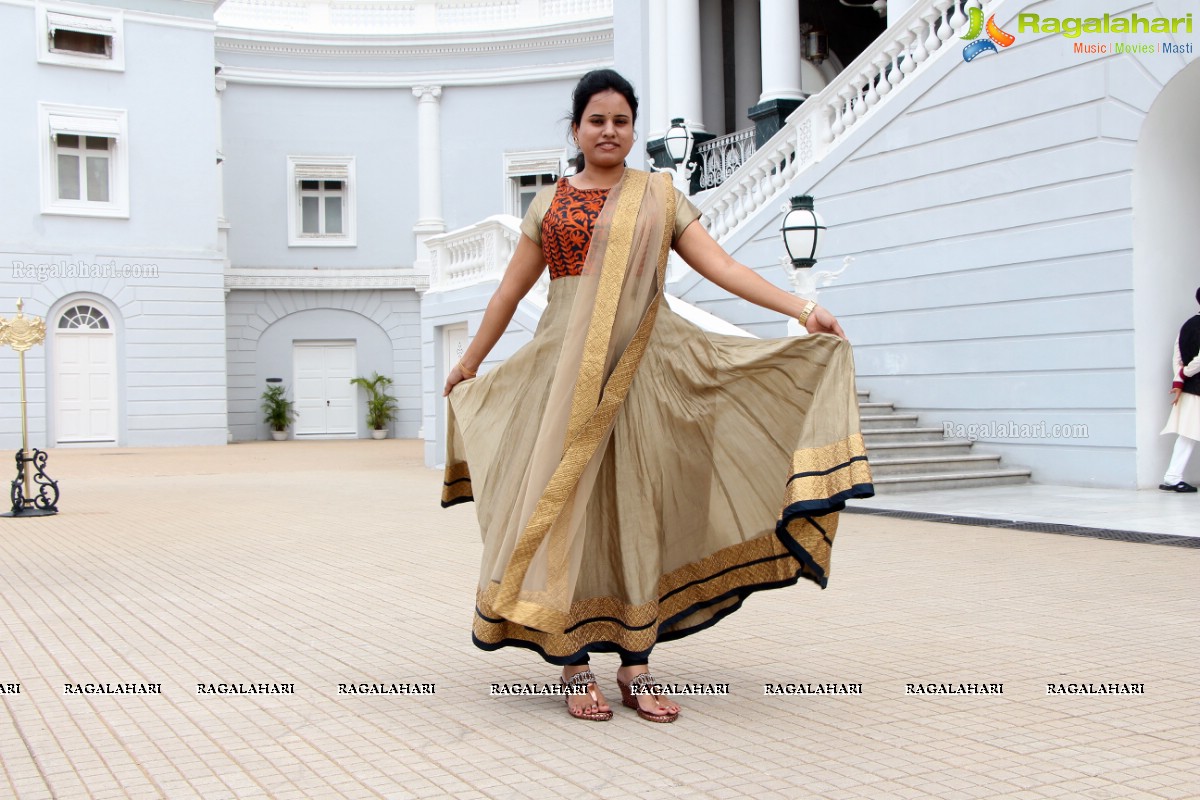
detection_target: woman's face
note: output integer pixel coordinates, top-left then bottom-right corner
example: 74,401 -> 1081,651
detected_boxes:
573,89 -> 634,170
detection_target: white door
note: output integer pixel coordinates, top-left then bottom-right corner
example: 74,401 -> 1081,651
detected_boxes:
293,342 -> 356,437
442,323 -> 469,439
54,305 -> 117,444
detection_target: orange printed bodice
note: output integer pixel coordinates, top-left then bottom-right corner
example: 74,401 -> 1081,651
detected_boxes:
541,178 -> 610,280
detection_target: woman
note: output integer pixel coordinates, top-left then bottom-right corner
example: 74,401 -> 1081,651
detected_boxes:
442,70 -> 873,723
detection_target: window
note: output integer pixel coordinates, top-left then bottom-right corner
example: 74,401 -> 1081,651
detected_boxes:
287,157 -> 356,247
58,304 -> 111,330
55,135 -> 112,203
39,104 -> 129,218
38,6 -> 125,71
515,173 -> 557,218
503,149 -> 562,217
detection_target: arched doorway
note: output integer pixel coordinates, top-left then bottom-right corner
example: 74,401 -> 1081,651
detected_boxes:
53,302 -> 118,444
1133,58 -> 1200,487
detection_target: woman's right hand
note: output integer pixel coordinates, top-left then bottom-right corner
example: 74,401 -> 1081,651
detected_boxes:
443,364 -> 471,397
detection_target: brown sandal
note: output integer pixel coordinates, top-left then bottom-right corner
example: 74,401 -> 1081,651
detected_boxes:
616,673 -> 679,723
562,669 -> 612,721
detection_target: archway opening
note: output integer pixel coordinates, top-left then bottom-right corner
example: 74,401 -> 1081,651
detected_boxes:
1133,58 -> 1200,487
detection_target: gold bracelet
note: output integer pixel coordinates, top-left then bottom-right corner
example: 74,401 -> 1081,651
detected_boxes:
797,300 -> 817,327
457,360 -> 477,379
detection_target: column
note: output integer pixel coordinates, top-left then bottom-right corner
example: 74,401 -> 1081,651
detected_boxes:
699,0 -> 725,136
732,0 -> 761,129
758,0 -> 803,103
647,0 -> 669,140
412,85 -> 444,272
215,71 -> 229,257
749,0 -> 804,147
665,0 -> 704,132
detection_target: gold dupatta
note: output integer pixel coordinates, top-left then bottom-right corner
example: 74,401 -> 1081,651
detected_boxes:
479,169 -> 676,634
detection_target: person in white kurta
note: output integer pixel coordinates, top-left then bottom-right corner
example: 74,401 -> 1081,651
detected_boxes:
1159,289 -> 1200,492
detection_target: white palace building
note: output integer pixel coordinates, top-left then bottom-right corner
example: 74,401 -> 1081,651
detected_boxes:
0,0 -> 1196,491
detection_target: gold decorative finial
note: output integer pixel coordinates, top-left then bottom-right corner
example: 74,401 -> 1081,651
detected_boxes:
2,299 -> 45,353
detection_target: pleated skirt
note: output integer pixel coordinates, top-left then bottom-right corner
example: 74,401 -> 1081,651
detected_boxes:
444,276 -> 874,664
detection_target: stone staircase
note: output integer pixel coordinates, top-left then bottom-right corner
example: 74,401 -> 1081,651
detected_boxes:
857,389 -> 1032,493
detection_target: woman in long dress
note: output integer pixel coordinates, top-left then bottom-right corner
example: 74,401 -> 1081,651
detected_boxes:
442,70 -> 873,723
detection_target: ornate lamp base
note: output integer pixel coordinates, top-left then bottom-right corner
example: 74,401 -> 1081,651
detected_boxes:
3,448 -> 60,517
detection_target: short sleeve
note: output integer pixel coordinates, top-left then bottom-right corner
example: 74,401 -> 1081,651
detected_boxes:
672,188 -> 702,244
519,184 -> 558,247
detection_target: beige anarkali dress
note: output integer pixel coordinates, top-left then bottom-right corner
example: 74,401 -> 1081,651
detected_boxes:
443,169 -> 873,664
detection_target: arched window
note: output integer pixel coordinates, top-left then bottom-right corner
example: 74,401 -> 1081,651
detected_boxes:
57,304 -> 110,330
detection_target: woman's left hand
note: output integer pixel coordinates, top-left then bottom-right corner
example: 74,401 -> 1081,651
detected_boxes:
806,305 -> 847,340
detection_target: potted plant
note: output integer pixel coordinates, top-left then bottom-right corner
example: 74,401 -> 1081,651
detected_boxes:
350,372 -> 398,439
261,382 -> 297,441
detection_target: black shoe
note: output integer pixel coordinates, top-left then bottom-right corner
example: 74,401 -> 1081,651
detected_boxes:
1159,481 -> 1198,493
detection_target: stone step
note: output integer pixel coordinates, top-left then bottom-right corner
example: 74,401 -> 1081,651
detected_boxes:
858,402 -> 895,412
867,453 -> 1002,476
870,468 -> 1032,494
860,413 -> 920,430
865,440 -> 976,458
862,427 -> 952,444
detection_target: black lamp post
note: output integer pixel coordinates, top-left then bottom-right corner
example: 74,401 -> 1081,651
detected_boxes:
780,195 -> 826,268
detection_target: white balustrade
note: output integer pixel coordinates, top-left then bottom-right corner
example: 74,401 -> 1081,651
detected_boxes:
699,0 -> 997,244
696,128 -> 757,190
427,215 -> 521,291
329,3 -> 417,30
216,0 -> 612,33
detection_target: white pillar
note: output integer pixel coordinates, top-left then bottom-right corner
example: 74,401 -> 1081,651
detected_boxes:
214,72 -> 228,252
732,0 -> 761,128
647,0 -> 669,140
412,85 -> 444,272
699,0 -> 725,136
759,0 -> 804,102
665,0 -> 705,131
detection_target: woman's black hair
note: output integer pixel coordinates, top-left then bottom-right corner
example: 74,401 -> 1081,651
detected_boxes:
568,69 -> 639,173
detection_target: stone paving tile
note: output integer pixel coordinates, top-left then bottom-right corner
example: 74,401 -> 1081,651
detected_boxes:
0,441 -> 1197,799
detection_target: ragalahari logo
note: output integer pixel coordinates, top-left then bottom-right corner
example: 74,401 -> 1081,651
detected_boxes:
961,7 -> 1016,61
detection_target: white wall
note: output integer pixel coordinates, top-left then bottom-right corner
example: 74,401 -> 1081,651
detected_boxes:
673,0 -> 1197,488
0,0 -> 226,448
225,288 -> 422,441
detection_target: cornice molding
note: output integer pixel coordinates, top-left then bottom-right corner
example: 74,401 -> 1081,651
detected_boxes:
214,19 -> 611,59
218,57 -> 611,88
225,268 -> 430,290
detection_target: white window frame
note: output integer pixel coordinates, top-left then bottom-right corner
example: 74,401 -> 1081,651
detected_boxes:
502,148 -> 562,217
287,156 -> 357,247
36,2 -> 125,72
39,103 -> 129,218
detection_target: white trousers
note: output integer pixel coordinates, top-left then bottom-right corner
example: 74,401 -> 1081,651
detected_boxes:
1163,435 -> 1197,484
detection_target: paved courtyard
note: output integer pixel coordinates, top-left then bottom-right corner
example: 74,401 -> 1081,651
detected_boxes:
0,440 -> 1196,800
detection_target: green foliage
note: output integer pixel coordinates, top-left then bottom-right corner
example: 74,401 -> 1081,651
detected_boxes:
260,383 -> 298,432
350,372 -> 398,430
